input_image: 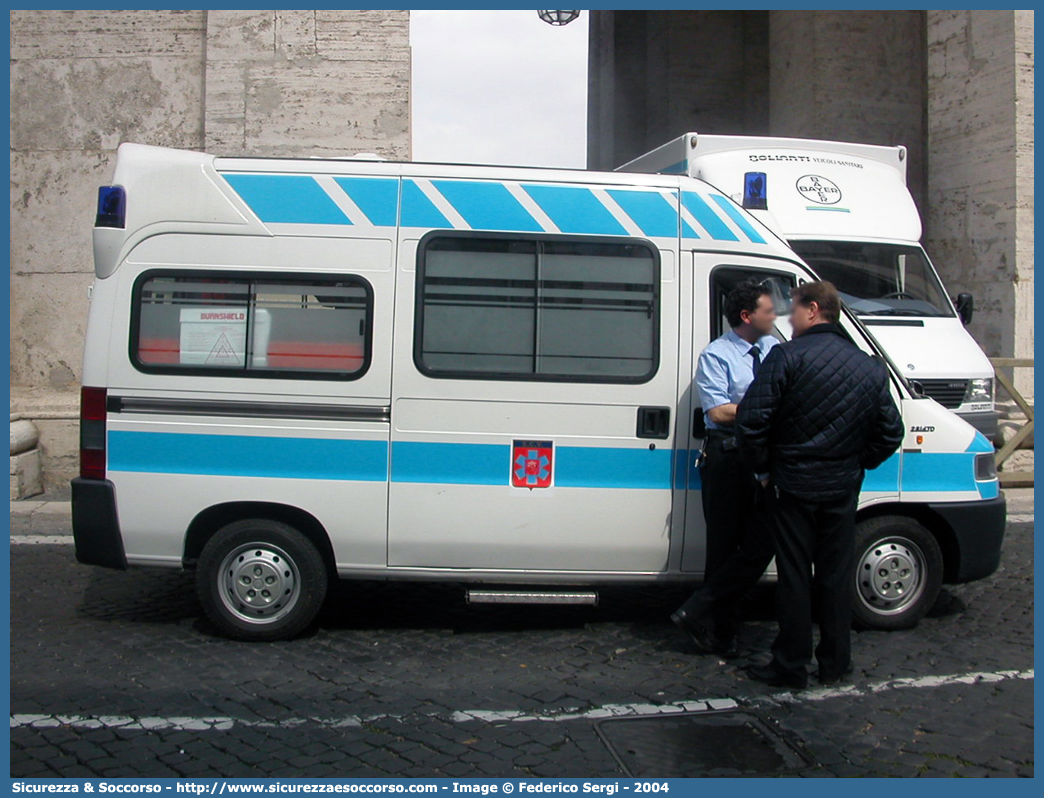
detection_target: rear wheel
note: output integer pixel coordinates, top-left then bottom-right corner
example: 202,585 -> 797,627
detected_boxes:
196,519 -> 328,641
851,516 -> 943,631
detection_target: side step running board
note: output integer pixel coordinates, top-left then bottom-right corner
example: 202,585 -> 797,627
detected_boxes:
466,590 -> 599,606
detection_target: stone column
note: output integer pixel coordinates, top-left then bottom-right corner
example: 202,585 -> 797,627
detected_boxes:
768,10 -> 928,213
926,10 -> 1034,397
587,10 -> 769,170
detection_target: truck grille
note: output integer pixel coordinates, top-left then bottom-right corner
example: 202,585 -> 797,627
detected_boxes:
917,379 -> 968,409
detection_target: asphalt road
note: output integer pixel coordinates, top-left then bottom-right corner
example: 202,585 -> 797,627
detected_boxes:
10,490 -> 1034,778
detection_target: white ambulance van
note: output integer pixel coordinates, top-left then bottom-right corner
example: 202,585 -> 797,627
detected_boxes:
618,134 -> 998,438
73,143 -> 1006,641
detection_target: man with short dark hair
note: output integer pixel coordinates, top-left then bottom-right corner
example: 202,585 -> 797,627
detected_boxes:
671,278 -> 779,656
736,280 -> 903,688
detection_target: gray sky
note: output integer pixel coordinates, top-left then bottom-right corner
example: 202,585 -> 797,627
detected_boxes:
410,10 -> 589,168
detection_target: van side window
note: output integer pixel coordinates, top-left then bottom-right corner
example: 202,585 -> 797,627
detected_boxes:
133,272 -> 371,380
416,235 -> 659,383
710,266 -> 795,341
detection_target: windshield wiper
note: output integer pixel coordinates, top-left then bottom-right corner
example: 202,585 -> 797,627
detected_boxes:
860,308 -> 925,317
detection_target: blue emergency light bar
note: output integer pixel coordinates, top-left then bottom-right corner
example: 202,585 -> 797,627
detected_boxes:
96,185 -> 126,228
743,172 -> 768,210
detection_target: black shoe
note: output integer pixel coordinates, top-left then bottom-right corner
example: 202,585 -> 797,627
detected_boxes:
745,663 -> 807,689
715,636 -> 740,659
814,664 -> 855,686
670,610 -> 717,654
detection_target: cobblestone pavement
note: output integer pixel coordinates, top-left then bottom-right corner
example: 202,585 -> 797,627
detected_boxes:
10,491 -> 1034,778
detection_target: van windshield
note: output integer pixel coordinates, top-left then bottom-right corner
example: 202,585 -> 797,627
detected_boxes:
791,240 -> 954,318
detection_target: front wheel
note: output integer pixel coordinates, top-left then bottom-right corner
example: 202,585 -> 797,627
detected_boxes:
196,519 -> 328,641
851,516 -> 943,631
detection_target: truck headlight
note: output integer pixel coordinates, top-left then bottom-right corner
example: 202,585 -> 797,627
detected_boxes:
974,453 -> 998,481
966,378 -> 994,404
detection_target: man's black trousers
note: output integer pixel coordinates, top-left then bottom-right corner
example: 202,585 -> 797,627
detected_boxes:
678,431 -> 774,640
767,486 -> 859,681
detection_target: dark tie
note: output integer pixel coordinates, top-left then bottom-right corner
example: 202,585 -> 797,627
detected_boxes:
750,346 -> 761,377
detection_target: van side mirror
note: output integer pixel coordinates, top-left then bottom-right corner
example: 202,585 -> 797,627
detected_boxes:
955,293 -> 974,326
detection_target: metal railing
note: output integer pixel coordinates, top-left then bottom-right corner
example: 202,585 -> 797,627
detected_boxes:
991,357 -> 1033,487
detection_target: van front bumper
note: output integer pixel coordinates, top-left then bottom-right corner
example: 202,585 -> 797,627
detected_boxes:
929,494 -> 1006,583
72,477 -> 127,570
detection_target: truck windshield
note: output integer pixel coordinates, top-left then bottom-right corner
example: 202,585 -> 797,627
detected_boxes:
791,241 -> 954,318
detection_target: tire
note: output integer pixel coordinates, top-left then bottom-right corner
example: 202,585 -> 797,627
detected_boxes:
851,515 -> 943,631
196,519 -> 328,641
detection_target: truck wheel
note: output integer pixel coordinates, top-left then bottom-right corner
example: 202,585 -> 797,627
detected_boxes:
852,516 -> 942,631
196,519 -> 328,641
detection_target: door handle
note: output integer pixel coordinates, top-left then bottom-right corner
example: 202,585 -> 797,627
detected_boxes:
636,406 -> 670,439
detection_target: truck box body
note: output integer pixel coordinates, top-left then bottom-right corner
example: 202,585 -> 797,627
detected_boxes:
619,134 -> 998,437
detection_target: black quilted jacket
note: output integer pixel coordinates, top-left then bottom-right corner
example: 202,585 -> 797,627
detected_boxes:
735,323 -> 904,501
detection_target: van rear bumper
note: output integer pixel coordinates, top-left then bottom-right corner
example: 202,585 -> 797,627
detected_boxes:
929,494 -> 1006,583
72,477 -> 127,570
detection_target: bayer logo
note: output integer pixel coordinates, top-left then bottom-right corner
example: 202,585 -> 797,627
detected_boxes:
796,174 -> 842,205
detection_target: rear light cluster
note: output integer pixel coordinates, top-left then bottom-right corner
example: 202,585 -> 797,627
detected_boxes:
80,387 -> 108,480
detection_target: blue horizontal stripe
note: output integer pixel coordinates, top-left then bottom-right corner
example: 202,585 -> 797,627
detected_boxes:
391,441 -> 672,489
523,184 -> 627,236
108,432 -> 990,498
863,453 -> 900,493
901,452 -> 978,494
334,177 -> 399,226
661,159 -> 688,175
223,174 -> 351,226
391,441 -> 509,486
606,189 -> 679,238
556,447 -> 673,490
681,191 -> 738,241
977,479 -> 999,500
710,193 -> 767,244
109,431 -> 387,481
432,180 -> 542,232
966,431 -> 995,453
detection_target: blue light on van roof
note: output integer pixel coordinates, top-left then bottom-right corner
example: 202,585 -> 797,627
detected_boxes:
96,185 -> 126,228
743,171 -> 768,210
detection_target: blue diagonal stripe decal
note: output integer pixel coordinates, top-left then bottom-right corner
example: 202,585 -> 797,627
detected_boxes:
432,180 -> 542,232
522,184 -> 627,235
334,177 -> 399,227
223,174 -> 352,226
605,189 -> 679,238
710,194 -> 767,244
681,191 -> 738,241
401,180 -> 452,228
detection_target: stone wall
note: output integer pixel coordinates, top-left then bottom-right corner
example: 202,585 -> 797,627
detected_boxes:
204,10 -> 410,156
10,10 -> 207,393
9,9 -> 411,489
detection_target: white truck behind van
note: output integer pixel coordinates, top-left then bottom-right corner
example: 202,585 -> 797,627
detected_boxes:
73,143 -> 1005,642
618,134 -> 998,438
